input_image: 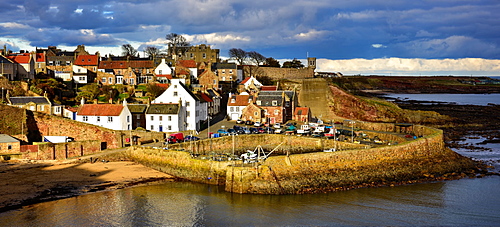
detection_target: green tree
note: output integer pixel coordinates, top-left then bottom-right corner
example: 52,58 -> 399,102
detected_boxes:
282,58 -> 304,68
146,83 -> 166,98
263,57 -> 281,67
77,84 -> 100,102
228,48 -> 248,65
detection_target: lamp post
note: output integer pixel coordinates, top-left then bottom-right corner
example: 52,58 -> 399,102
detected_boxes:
1,87 -> 3,104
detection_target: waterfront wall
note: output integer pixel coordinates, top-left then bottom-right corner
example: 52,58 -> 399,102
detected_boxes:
20,140 -> 102,160
128,124 -> 476,194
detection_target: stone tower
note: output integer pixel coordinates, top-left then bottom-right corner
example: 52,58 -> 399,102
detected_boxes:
307,57 -> 316,70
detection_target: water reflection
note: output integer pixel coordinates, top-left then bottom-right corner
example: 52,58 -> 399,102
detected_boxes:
2,177 -> 499,226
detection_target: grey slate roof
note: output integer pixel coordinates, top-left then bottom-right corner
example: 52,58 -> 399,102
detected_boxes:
0,134 -> 19,143
127,104 -> 148,114
146,104 -> 179,115
9,96 -> 50,105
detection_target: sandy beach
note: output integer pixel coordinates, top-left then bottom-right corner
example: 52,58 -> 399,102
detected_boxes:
0,158 -> 174,212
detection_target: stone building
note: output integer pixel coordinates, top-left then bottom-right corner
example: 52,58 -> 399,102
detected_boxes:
0,134 -> 20,154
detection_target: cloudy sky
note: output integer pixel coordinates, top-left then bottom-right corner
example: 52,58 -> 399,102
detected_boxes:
1,0 -> 499,76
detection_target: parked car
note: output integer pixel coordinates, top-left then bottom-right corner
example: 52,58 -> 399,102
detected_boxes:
167,133 -> 184,143
242,127 -> 251,134
254,121 -> 262,127
264,127 -> 275,133
249,127 -> 259,134
257,127 -> 266,133
245,120 -> 254,125
217,129 -> 229,136
227,128 -> 237,135
236,119 -> 244,124
273,123 -> 281,129
184,135 -> 200,142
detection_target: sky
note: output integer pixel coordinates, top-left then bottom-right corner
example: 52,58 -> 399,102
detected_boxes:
1,0 -> 500,76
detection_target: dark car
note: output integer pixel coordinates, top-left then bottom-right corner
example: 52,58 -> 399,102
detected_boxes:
245,120 -> 254,125
256,127 -> 266,133
249,127 -> 259,134
227,128 -> 237,135
184,135 -> 200,142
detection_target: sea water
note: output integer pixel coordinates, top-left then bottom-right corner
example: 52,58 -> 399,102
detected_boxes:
0,94 -> 499,226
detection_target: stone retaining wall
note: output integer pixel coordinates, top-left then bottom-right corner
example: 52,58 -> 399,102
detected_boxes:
20,140 -> 102,160
128,124 -> 476,194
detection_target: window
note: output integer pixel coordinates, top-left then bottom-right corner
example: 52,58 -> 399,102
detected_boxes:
8,145 -> 12,150
274,110 -> 279,115
168,125 -> 172,130
102,78 -> 106,83
186,102 -> 190,106
168,116 -> 172,121
83,116 -> 88,121
222,77 -> 226,81
236,107 -> 240,111
130,78 -> 135,84
151,125 -> 154,130
213,80 -> 216,85
136,115 -> 140,119
255,111 -> 258,116
79,77 -> 85,81
230,107 -> 234,112
229,70 -> 233,74
78,68 -> 81,73
173,92 -> 178,96
203,53 -> 206,58
222,70 -> 225,74
187,111 -> 190,117
190,53 -> 194,58
159,116 -> 163,121
40,105 -> 44,111
151,116 -> 154,121
174,85 -> 177,88
108,117 -> 113,122
55,107 -> 61,113
109,77 -> 113,84
127,116 -> 130,122
256,101 -> 261,105
159,70 -> 162,74
196,111 -> 199,117
97,116 -> 100,122
272,101 -> 278,106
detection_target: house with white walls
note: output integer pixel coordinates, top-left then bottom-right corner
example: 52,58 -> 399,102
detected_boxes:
145,103 -> 186,132
152,79 -> 207,132
227,92 -> 254,120
76,99 -> 132,130
154,58 -> 173,83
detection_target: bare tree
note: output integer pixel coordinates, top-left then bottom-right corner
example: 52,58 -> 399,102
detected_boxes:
229,48 -> 248,65
144,46 -> 160,59
122,44 -> 138,57
166,33 -> 190,59
247,51 -> 266,66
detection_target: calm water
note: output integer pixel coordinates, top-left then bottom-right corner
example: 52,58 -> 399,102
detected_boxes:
0,178 -> 499,226
382,93 -> 500,105
1,93 -> 499,226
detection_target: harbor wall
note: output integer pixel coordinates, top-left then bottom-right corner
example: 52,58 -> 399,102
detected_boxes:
128,125 -> 476,194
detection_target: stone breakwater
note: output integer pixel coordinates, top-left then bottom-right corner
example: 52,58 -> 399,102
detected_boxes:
127,123 -> 478,194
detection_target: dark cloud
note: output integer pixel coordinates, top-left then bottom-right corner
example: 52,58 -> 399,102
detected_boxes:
0,0 -> 499,60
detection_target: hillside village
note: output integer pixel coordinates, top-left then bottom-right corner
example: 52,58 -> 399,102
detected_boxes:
0,43 -> 319,155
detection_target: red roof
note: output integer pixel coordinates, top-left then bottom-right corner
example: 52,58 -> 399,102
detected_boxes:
178,60 -> 197,68
156,74 -> 173,79
228,95 -> 253,106
157,84 -> 170,89
294,107 -> 309,115
99,60 -> 154,69
240,77 -> 251,84
7,54 -> 31,64
200,93 -> 213,102
77,104 -> 124,116
75,55 -> 98,66
261,86 -> 277,91
36,53 -> 45,62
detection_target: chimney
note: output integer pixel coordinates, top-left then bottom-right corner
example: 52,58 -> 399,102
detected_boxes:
109,98 -> 113,104
93,99 -> 98,104
80,98 -> 85,106
122,99 -> 127,106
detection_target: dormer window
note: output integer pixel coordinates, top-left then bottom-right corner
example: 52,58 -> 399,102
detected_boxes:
272,101 -> 278,106
231,98 -> 235,103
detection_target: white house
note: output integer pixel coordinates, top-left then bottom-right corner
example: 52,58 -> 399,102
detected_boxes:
152,79 -> 207,131
145,103 -> 186,132
240,76 -> 263,91
227,92 -> 253,120
76,99 -> 132,130
72,65 -> 89,83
